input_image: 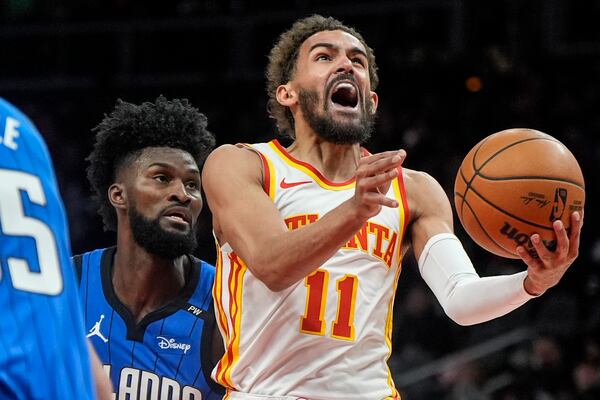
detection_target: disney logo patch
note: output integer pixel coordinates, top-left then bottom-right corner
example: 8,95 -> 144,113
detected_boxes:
156,336 -> 191,355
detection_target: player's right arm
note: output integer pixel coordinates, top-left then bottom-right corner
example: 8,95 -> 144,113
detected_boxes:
202,144 -> 402,291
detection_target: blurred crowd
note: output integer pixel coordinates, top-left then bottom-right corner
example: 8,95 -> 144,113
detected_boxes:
2,0 -> 599,398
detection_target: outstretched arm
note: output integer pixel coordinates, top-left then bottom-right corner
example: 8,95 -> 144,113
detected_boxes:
406,169 -> 583,326
202,144 -> 403,291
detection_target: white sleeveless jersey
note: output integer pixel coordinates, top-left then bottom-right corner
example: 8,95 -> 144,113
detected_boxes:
212,140 -> 409,400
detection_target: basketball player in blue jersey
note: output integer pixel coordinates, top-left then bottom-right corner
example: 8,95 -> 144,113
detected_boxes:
77,96 -> 224,400
202,15 -> 584,399
0,97 -> 112,399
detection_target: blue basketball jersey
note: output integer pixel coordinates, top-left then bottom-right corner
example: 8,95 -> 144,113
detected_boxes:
76,247 -> 224,400
0,97 -> 96,399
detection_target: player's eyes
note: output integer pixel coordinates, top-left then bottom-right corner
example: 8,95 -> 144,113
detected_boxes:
153,175 -> 169,183
316,54 -> 331,61
352,58 -> 365,66
186,181 -> 199,190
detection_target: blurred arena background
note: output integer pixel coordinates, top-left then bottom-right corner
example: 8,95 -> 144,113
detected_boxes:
1,0 -> 599,398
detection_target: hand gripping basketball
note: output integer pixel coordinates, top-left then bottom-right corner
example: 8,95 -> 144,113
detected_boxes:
517,210 -> 583,295
454,128 -> 585,259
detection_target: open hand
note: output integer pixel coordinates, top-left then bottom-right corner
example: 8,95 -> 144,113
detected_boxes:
352,150 -> 406,219
517,211 -> 583,296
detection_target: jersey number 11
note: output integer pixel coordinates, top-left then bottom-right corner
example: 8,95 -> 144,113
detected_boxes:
300,269 -> 357,341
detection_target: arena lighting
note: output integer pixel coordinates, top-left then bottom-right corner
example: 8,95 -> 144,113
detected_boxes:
465,75 -> 483,92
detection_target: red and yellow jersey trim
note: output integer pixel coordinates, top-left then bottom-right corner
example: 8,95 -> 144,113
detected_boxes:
255,149 -> 276,200
385,167 -> 407,399
214,250 -> 247,389
396,165 -> 410,236
214,244 -> 230,341
384,256 -> 403,400
392,166 -> 410,268
269,140 -> 356,191
238,143 -> 276,200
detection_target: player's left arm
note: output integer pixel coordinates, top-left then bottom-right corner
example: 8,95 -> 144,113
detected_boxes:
406,168 -> 582,326
405,169 -> 454,260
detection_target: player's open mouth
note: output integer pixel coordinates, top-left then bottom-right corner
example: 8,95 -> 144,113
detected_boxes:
329,81 -> 359,110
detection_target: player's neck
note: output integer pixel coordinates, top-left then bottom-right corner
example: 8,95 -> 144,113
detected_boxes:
287,130 -> 362,182
112,233 -> 188,322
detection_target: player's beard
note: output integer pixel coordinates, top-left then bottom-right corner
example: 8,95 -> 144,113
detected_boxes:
298,84 -> 375,145
128,205 -> 198,260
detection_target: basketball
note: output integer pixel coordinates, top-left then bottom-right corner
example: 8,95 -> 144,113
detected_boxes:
454,128 -> 585,259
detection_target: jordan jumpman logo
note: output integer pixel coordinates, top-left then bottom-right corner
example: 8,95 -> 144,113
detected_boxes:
86,314 -> 109,343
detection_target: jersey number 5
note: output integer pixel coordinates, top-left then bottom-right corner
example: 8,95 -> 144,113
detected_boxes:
300,269 -> 358,341
0,169 -> 63,295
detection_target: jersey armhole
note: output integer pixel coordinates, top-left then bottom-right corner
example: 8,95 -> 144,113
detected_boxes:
236,143 -> 275,199
72,254 -> 83,285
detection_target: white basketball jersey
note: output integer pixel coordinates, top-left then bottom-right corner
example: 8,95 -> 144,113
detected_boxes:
212,140 -> 409,400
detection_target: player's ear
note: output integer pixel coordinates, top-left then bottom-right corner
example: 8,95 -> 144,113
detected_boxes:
108,183 -> 127,210
369,91 -> 378,114
276,83 -> 296,107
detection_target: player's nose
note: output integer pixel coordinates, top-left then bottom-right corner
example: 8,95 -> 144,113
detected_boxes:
168,180 -> 192,204
335,56 -> 354,74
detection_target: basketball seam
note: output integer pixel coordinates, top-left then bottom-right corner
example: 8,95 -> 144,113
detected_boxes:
474,137 -> 561,174
465,135 -> 571,231
457,134 -> 579,258
467,135 -> 491,187
466,180 -> 556,231
473,174 -> 584,189
458,136 -> 493,218
458,167 -> 470,218
454,191 -> 514,257
461,135 -> 492,216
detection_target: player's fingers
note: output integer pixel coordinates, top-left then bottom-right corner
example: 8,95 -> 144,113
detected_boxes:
516,245 -> 542,269
358,169 -> 398,190
567,211 -> 583,260
361,150 -> 406,164
359,150 -> 405,168
362,191 -> 399,208
357,152 -> 398,168
529,234 -> 553,265
552,219 -> 570,256
358,153 -> 404,177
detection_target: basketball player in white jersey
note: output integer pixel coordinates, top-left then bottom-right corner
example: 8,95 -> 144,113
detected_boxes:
202,15 -> 583,400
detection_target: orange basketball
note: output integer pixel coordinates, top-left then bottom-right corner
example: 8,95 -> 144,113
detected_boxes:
454,128 -> 585,259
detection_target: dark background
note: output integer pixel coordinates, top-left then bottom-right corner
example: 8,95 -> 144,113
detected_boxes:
2,0 -> 599,398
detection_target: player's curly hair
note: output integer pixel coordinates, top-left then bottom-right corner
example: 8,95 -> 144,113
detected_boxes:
266,14 -> 379,139
86,95 -> 215,232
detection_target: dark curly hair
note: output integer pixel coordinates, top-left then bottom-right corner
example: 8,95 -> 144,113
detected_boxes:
266,14 -> 379,139
86,95 -> 215,232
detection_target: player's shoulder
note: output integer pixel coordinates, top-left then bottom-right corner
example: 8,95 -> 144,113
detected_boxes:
72,247 -> 113,276
402,167 -> 442,191
72,247 -> 112,260
188,255 -> 216,285
189,255 -> 215,272
205,143 -> 263,165
187,256 -> 216,309
202,143 -> 264,186
403,167 -> 451,222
